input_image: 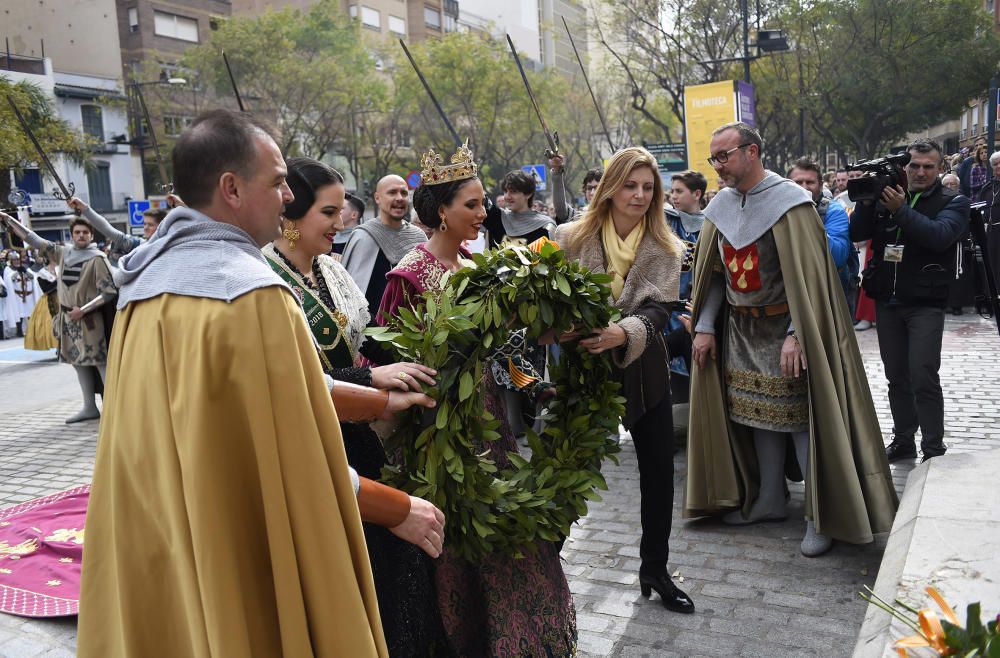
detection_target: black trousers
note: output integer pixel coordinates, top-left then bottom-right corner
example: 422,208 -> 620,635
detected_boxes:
631,397 -> 674,574
874,301 -> 946,453
988,224 -> 1000,292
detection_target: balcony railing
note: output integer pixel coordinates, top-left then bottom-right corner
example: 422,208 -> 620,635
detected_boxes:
0,53 -> 46,75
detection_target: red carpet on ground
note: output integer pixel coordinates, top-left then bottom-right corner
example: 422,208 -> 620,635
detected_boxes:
0,485 -> 88,617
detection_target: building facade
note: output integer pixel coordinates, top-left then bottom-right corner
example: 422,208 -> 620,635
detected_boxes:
2,0 -> 141,234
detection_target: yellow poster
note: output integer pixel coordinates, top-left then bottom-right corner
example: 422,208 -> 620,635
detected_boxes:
684,81 -> 738,191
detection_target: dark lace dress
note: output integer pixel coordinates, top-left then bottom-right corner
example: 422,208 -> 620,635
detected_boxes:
264,244 -> 448,658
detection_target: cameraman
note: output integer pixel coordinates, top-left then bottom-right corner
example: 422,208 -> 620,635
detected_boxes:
850,138 -> 970,463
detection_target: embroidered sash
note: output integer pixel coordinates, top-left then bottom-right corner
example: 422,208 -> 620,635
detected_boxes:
266,254 -> 355,370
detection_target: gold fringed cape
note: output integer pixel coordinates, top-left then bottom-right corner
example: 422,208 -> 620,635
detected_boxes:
78,287 -> 388,658
685,206 -> 898,544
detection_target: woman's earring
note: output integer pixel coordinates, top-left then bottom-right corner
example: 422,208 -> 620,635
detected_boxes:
283,221 -> 301,250
440,217 -> 448,232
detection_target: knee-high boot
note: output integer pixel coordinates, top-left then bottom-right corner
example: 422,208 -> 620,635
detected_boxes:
724,429 -> 788,524
66,365 -> 101,424
792,431 -> 832,557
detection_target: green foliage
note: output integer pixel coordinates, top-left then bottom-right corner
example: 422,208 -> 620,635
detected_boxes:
0,76 -> 95,171
941,603 -> 1000,657
180,0 -> 386,158
392,31 -> 605,194
757,0 -> 1000,159
368,243 -> 624,561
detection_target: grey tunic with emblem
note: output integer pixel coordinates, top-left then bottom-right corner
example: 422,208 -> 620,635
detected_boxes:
718,230 -> 808,432
696,171 -> 814,434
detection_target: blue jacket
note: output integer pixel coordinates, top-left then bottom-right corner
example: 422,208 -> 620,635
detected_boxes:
818,198 -> 851,269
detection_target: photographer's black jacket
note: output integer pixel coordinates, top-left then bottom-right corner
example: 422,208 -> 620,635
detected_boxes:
849,179 -> 970,306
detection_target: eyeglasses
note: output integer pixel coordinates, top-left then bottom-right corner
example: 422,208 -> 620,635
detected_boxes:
584,184 -> 599,192
707,143 -> 753,166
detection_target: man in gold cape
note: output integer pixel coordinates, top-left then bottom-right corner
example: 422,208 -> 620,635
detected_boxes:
77,110 -> 396,657
685,123 -> 897,553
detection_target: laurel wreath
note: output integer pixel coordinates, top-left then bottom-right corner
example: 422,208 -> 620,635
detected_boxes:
367,241 -> 625,561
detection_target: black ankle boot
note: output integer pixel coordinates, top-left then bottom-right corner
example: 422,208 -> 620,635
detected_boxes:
639,571 -> 695,614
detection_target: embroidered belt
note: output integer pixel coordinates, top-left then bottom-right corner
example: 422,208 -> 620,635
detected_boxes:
731,302 -> 789,318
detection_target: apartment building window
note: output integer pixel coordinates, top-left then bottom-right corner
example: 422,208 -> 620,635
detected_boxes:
444,14 -> 456,31
360,6 -> 380,29
128,7 -> 139,33
389,15 -> 406,35
424,6 -> 441,29
81,105 -> 104,141
164,115 -> 193,137
154,10 -> 199,42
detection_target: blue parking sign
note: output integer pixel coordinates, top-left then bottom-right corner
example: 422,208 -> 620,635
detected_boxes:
128,200 -> 151,227
521,164 -> 547,192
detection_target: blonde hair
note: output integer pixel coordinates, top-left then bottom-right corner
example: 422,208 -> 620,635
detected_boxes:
566,146 -> 683,257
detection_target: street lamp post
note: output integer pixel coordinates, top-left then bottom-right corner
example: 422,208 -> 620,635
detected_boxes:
700,8 -> 789,85
988,74 -> 997,159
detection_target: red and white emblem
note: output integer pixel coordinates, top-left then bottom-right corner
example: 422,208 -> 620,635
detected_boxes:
722,243 -> 761,292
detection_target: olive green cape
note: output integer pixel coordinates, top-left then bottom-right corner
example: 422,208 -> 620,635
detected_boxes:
684,205 -> 897,544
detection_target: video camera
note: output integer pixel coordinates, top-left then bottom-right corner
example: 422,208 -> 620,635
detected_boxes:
846,152 -> 910,203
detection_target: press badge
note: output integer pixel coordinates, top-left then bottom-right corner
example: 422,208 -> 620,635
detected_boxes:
884,244 -> 904,263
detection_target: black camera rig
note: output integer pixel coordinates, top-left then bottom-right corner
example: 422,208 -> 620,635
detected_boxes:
846,152 -> 911,203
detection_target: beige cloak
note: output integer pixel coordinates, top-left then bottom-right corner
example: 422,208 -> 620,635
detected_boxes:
78,287 -> 388,657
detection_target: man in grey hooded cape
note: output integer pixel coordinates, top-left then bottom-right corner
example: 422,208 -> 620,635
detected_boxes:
685,122 -> 897,557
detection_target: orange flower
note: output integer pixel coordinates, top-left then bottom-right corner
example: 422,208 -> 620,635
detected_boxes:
893,587 -> 962,656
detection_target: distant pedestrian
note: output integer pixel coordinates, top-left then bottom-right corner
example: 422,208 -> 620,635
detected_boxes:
1,250 -> 40,337
0,213 -> 115,423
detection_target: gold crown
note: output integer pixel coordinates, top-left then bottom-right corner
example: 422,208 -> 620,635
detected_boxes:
420,141 -> 478,186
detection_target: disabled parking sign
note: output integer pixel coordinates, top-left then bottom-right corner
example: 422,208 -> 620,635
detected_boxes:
128,200 -> 151,227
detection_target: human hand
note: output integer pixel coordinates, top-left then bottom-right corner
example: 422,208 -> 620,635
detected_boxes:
548,154 -> 565,171
382,390 -> 437,418
165,193 -> 185,209
880,185 -> 906,214
389,496 -> 445,558
68,306 -> 85,321
679,314 -> 692,333
692,332 -> 716,368
779,334 -> 807,378
579,324 -> 626,354
371,362 -> 437,391
67,197 -> 88,213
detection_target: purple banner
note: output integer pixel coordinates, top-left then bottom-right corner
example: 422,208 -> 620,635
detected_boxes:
736,80 -> 756,127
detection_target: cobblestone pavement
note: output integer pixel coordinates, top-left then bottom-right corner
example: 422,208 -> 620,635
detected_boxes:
1,313 -> 998,657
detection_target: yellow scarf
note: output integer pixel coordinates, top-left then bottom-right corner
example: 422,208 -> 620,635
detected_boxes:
602,217 -> 644,300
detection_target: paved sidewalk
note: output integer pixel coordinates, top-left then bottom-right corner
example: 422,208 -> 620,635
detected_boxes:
1,313 -> 999,657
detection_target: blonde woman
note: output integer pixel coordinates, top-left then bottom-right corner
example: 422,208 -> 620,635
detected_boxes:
553,147 -> 694,614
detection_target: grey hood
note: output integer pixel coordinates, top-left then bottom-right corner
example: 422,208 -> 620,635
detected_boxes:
114,206 -> 288,309
703,171 -> 812,249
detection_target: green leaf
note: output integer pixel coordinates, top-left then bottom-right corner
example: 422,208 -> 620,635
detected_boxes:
555,274 -> 571,296
458,371 -> 474,401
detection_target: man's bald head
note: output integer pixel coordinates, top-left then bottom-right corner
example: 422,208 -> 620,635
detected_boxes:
374,175 -> 410,224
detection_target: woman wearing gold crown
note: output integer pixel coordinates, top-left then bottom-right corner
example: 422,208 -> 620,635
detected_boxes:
553,147 -> 695,615
377,144 -> 577,657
